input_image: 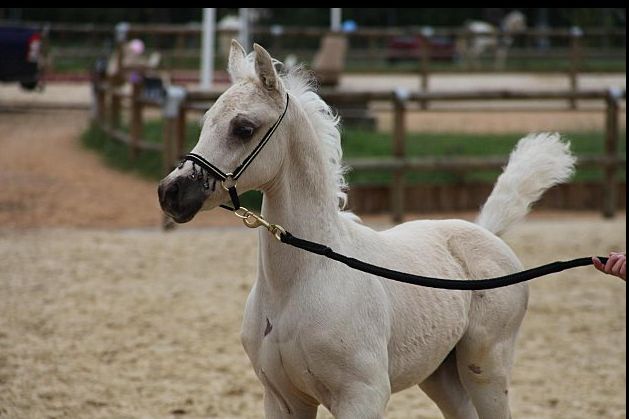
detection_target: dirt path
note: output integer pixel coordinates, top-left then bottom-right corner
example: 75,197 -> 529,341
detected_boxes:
0,217 -> 625,418
376,108 -> 626,134
0,109 -> 239,229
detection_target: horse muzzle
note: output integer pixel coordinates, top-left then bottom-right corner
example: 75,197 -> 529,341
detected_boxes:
158,176 -> 207,223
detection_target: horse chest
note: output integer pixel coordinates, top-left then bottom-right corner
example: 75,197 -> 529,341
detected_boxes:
245,312 -> 322,402
242,284 -> 352,405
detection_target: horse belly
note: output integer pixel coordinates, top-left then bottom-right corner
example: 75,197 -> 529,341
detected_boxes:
386,288 -> 470,392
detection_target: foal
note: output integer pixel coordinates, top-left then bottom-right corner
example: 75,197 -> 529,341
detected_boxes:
159,40 -> 576,418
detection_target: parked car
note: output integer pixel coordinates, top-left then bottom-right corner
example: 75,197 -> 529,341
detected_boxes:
387,34 -> 456,63
0,26 -> 44,90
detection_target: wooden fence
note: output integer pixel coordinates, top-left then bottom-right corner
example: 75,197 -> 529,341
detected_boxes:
91,74 -> 626,222
9,20 -> 625,88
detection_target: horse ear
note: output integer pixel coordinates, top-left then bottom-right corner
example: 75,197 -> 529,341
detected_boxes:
253,43 -> 279,91
228,39 -> 247,81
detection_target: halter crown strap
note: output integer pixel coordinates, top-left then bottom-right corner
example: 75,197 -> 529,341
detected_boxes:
181,93 -> 290,210
231,94 -> 289,180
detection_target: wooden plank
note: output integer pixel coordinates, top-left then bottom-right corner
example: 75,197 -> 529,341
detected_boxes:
184,88 -> 625,106
162,117 -> 176,174
109,93 -> 121,130
13,21 -> 622,39
176,107 -> 187,160
129,80 -> 143,160
391,95 -> 406,222
569,30 -> 583,110
348,182 -> 626,214
603,93 -> 620,218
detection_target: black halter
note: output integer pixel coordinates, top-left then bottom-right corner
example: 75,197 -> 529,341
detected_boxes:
182,93 -> 290,211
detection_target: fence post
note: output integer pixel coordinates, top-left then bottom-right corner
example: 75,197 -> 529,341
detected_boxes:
162,85 -> 187,175
271,25 -> 283,56
109,89 -> 122,129
91,71 -> 106,124
129,77 -> 144,160
114,22 -> 128,81
108,22 -> 129,129
602,87 -> 621,218
176,106 -> 187,161
162,85 -> 187,230
392,88 -> 408,223
569,26 -> 583,110
419,27 -> 433,110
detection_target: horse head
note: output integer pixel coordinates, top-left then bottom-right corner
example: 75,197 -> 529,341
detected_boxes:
158,41 -> 290,223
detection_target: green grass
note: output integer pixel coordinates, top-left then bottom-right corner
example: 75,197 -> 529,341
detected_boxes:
83,121 -> 626,199
81,123 -> 163,180
341,129 -> 627,185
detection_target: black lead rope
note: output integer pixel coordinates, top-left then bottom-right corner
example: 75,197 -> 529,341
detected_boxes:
280,232 -> 609,290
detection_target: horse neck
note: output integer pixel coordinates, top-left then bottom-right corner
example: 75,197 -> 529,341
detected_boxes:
257,101 -> 345,291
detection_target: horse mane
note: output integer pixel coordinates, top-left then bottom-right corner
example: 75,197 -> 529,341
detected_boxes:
281,64 -> 351,211
231,53 -> 352,213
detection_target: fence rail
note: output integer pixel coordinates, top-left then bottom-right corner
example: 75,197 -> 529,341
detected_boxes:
91,73 -> 626,221
6,21 -> 625,92
7,20 -> 625,37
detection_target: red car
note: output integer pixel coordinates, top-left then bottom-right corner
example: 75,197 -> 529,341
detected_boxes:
387,34 -> 456,62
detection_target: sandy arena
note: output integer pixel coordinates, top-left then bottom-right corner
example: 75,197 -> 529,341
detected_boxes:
0,77 -> 626,418
1,219 -> 626,419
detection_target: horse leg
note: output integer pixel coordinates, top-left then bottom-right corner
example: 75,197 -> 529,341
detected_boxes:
329,381 -> 390,419
455,292 -> 525,419
419,350 -> 479,419
262,386 -> 318,419
259,369 -> 318,419
456,335 -> 517,419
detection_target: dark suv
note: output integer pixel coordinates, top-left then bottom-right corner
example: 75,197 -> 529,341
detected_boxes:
0,26 -> 44,90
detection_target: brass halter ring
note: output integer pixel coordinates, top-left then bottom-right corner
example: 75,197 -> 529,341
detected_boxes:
220,173 -> 237,192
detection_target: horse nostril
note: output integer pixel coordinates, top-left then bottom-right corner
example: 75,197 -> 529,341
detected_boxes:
166,182 -> 179,198
157,176 -> 205,223
158,180 -> 180,209
165,182 -> 179,201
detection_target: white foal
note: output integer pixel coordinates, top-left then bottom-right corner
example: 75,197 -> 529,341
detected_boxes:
158,40 -> 575,419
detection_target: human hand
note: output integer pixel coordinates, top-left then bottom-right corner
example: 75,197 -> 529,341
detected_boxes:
593,252 -> 626,281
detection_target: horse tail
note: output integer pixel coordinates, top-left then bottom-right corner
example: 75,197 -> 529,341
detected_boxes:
477,133 -> 576,236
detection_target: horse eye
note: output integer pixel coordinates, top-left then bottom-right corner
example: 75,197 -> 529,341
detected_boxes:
233,125 -> 255,139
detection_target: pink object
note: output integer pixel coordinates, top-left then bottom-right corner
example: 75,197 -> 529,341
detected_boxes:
128,39 -> 145,55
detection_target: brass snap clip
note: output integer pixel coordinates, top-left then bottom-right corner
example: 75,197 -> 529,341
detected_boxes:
234,207 -> 286,241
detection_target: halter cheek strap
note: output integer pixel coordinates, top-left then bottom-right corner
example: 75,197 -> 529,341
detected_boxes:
181,93 -> 290,211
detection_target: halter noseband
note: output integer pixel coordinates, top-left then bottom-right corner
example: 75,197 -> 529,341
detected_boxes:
181,93 -> 290,211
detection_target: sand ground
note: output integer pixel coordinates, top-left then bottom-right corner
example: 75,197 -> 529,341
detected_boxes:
0,219 -> 626,419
